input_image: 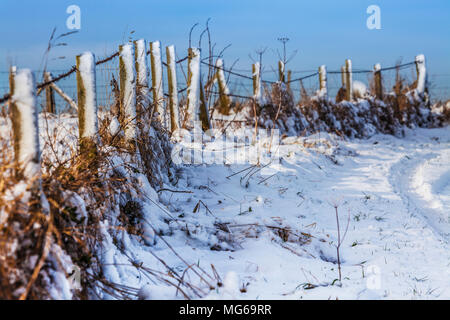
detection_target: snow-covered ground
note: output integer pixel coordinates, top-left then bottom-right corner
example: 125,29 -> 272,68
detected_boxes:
131,126 -> 450,300
35,119 -> 448,300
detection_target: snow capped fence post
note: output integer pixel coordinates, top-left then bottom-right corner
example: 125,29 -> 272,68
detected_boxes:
134,39 -> 150,121
76,52 -> 99,161
119,44 -> 137,148
8,66 -> 16,103
373,63 -> 383,100
415,54 -> 427,95
166,45 -> 180,133
150,41 -> 165,124
318,65 -> 327,99
10,69 -> 41,180
44,72 -> 56,113
215,58 -> 232,115
340,65 -> 346,89
345,59 -> 353,101
186,47 -> 200,127
252,62 -> 262,105
278,60 -> 285,83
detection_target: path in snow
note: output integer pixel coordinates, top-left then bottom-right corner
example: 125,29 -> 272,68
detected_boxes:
390,146 -> 450,238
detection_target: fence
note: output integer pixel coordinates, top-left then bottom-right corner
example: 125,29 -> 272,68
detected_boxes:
0,37 -> 439,181
1,48 -> 445,115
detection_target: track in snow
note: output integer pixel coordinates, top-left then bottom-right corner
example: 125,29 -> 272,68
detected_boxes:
389,145 -> 450,238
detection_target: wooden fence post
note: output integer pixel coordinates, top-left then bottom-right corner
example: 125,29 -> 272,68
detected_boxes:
287,70 -> 292,90
278,60 -> 285,83
341,65 -> 346,89
119,43 -> 137,146
44,72 -> 56,113
199,78 -> 211,131
10,69 -> 41,180
150,41 -> 165,124
134,39 -> 150,120
318,65 -> 327,99
166,45 -> 180,133
186,47 -> 200,127
415,54 -> 427,95
373,63 -> 383,100
345,59 -> 353,101
215,58 -> 231,115
252,62 -> 262,105
76,52 -> 99,160
8,66 -> 16,120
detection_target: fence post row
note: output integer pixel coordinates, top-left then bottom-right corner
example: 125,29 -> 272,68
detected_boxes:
44,72 -> 56,113
150,41 -> 165,125
134,39 -> 150,122
345,59 -> 353,101
76,52 -> 99,160
415,54 -> 427,95
166,45 -> 180,133
215,58 -> 232,115
10,68 -> 41,182
252,62 -> 262,105
278,60 -> 285,83
119,43 -> 137,146
373,63 -> 383,100
318,65 -> 327,99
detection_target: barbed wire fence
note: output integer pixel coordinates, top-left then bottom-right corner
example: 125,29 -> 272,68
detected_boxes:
0,43 -> 448,118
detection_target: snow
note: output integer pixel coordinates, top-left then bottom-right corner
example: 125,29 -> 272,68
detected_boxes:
318,65 -> 327,98
12,68 -> 40,177
391,146 -> 450,237
119,44 -> 137,141
353,80 -> 368,98
78,52 -> 98,139
108,116 -> 120,136
6,101 -> 448,299
187,48 -> 201,124
145,126 -> 449,299
216,58 -> 231,96
67,121 -> 448,300
374,63 -> 381,73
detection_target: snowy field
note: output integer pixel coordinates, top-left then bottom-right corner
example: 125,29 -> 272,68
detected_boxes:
105,125 -> 450,300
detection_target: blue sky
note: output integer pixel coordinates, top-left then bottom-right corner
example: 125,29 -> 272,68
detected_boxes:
0,0 -> 449,90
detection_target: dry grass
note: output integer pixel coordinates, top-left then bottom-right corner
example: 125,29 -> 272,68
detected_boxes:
0,78 -> 222,299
